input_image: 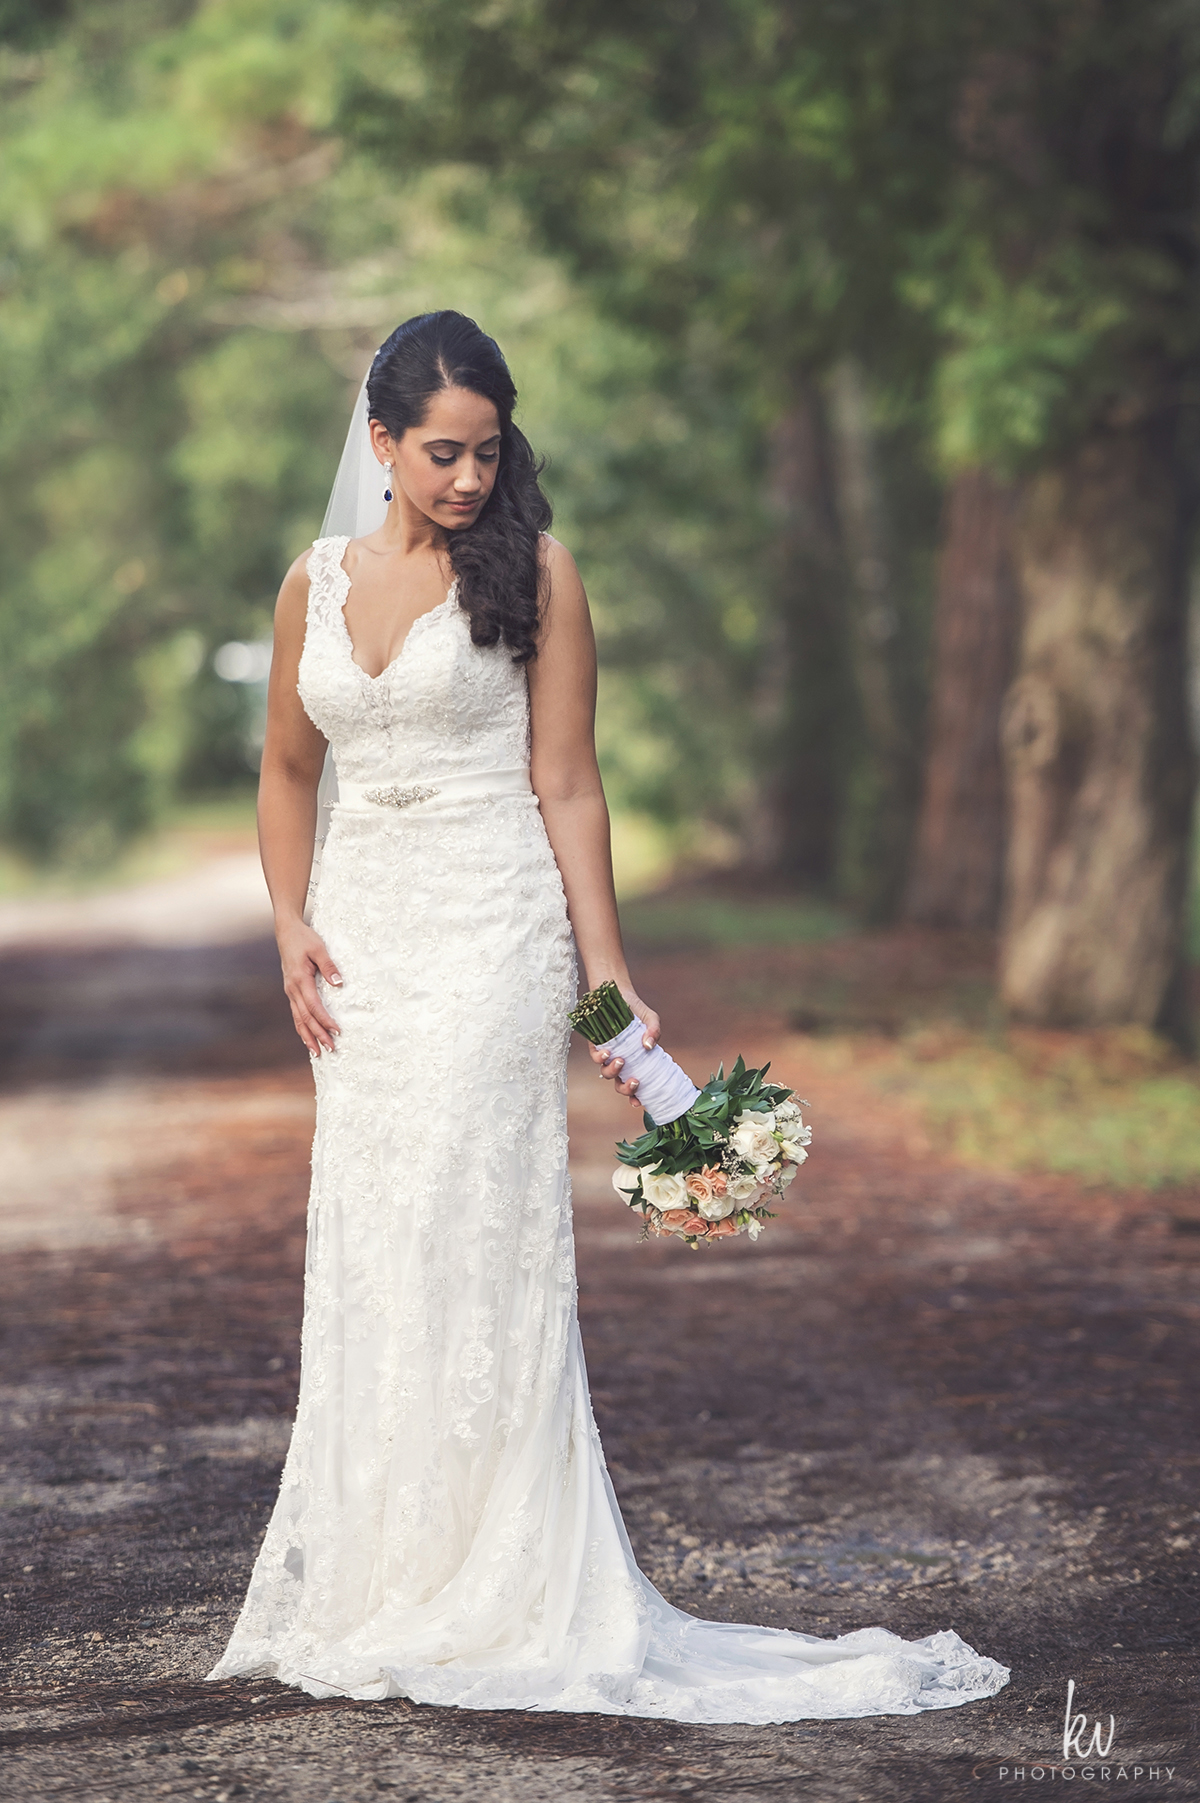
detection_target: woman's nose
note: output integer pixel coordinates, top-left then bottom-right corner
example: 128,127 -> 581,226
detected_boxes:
455,462 -> 483,491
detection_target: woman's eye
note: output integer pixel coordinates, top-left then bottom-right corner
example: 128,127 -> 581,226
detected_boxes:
478,452 -> 499,463
431,453 -> 455,467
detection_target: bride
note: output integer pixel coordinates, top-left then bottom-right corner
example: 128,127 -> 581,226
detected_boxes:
207,310 -> 1008,1720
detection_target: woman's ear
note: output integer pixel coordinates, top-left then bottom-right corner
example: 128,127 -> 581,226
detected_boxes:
368,418 -> 393,466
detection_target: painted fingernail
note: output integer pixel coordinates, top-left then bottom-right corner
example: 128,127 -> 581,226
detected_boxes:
330,975 -> 343,986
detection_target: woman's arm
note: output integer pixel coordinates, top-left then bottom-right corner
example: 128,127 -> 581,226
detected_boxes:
258,552 -> 343,1057
527,537 -> 659,1103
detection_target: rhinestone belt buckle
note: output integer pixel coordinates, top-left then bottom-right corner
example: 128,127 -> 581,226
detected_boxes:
362,782 -> 440,809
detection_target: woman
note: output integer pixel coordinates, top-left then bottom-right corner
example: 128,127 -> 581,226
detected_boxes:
208,311 -> 1008,1719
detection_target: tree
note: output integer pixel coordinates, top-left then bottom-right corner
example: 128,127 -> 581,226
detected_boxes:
754,388 -> 851,885
904,469 -> 1018,929
0,0 -> 771,866
0,0 -> 366,859
922,7 -> 1200,1035
8,0 -> 1196,1037
1001,422 -> 1194,1039
349,0 -> 1198,1028
341,0 -> 948,903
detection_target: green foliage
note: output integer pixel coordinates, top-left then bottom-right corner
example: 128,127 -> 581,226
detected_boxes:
617,1056 -> 790,1178
913,4 -> 1200,473
340,3 -> 961,896
872,1026 -> 1200,1190
620,892 -> 848,948
342,0 -> 1200,903
920,247 -> 1131,473
0,0 -> 371,860
5,0 -> 1200,901
0,0 -> 776,866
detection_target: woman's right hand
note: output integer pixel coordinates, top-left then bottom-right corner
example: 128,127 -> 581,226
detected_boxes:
277,918 -> 343,1056
588,986 -> 662,1108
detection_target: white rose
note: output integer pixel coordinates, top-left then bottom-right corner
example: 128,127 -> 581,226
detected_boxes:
696,1188 -> 735,1221
612,1166 -> 642,1206
726,1171 -> 761,1202
736,1107 -> 776,1133
641,1166 -> 689,1211
730,1119 -> 780,1170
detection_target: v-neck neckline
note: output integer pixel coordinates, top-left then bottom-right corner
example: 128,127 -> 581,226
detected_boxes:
332,544 -> 457,685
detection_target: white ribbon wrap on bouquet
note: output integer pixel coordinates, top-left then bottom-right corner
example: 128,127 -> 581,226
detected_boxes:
599,1018 -> 700,1126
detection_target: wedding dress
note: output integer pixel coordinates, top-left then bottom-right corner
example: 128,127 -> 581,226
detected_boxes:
207,534 -> 1009,1720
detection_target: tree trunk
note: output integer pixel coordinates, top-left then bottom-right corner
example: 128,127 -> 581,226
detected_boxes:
904,469 -> 1019,928
826,359 -> 920,919
1000,418 -> 1196,1042
753,383 -> 854,884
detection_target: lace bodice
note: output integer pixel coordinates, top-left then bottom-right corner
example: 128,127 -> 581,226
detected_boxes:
297,535 -> 530,784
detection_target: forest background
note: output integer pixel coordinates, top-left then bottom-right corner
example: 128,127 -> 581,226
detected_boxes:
1,0 -> 1198,1078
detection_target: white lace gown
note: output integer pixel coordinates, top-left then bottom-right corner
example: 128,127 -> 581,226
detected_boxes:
207,536 -> 1009,1721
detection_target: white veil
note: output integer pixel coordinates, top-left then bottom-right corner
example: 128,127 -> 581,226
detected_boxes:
320,370 -> 390,541
308,367 -> 390,912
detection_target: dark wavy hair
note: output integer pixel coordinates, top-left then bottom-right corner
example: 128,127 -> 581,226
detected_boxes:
367,311 -> 552,664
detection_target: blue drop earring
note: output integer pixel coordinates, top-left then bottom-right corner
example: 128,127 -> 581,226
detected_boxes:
383,461 -> 394,504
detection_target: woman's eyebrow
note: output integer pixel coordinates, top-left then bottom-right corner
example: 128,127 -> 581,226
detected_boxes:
422,433 -> 502,447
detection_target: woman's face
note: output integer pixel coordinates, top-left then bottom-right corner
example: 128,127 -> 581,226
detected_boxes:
371,385 -> 501,531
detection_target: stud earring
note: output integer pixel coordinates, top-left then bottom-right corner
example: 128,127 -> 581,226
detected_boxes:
383,461 -> 394,504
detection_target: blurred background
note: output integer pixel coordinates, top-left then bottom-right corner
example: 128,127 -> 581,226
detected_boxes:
3,14 -> 1200,1785
1,0 -> 1199,1184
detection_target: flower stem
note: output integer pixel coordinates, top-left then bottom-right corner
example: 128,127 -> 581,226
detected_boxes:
569,980 -> 636,1045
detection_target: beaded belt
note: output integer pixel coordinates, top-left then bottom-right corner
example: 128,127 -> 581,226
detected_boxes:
333,767 -> 533,812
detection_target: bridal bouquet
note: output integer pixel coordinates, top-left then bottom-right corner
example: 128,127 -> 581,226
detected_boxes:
569,983 -> 811,1247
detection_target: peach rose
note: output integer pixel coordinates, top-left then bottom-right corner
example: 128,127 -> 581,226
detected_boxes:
657,1207 -> 699,1235
708,1215 -> 740,1238
686,1169 -> 734,1221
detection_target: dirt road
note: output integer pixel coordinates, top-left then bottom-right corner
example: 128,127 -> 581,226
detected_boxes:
0,861 -> 1196,1800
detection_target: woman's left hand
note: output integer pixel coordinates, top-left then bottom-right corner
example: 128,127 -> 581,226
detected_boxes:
589,987 -> 661,1107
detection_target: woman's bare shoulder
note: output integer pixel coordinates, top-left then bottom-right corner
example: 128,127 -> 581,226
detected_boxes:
538,533 -> 585,603
539,530 -> 577,570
